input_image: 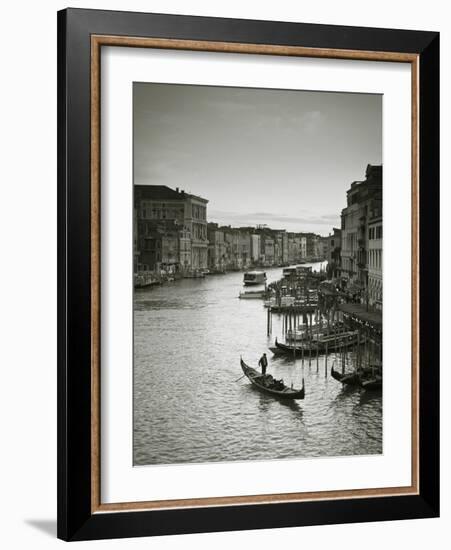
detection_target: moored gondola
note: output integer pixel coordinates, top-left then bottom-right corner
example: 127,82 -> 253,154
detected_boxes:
331,365 -> 382,391
359,374 -> 382,391
240,358 -> 305,399
331,365 -> 361,386
271,338 -> 308,357
270,334 -> 358,357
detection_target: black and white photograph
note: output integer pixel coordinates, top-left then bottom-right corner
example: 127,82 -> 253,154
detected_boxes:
0,0 -> 444,545
133,82 -> 383,466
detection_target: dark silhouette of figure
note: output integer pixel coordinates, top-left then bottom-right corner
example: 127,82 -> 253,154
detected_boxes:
258,353 -> 268,375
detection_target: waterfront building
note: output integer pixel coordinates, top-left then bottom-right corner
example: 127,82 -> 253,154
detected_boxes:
325,227 -> 341,278
286,233 -> 307,264
238,230 -> 252,269
207,223 -> 226,272
273,231 -> 284,265
184,193 -> 208,270
340,164 -> 382,294
261,234 -> 275,266
304,233 -> 320,260
368,204 -> 383,310
224,228 -> 240,269
137,220 -> 180,274
179,226 -> 192,273
287,233 -> 296,264
300,236 -> 307,260
317,237 -> 328,260
134,185 -> 208,273
250,234 -> 261,264
281,232 -> 289,264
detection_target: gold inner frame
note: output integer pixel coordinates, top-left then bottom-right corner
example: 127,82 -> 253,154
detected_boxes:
90,35 -> 420,514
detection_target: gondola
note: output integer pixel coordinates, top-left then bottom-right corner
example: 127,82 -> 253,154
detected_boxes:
270,335 -> 357,357
240,358 -> 305,399
270,338 -> 309,357
330,365 -> 361,386
331,365 -> 382,391
359,374 -> 382,391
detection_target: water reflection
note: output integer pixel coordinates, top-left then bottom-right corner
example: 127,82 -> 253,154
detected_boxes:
134,264 -> 382,465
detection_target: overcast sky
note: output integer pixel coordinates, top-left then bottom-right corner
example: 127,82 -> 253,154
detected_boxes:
134,83 -> 382,235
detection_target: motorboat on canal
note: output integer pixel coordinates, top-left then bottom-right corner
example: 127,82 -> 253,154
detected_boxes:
240,358 -> 305,400
243,271 -> 267,286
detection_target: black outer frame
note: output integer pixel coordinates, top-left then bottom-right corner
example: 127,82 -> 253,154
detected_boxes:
57,8 -> 439,542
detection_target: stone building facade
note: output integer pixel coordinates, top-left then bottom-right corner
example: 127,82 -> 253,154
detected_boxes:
340,164 -> 382,294
340,164 -> 382,297
134,185 -> 208,274
368,204 -> 383,310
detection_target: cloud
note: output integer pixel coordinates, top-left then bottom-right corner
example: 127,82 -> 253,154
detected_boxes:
208,209 -> 339,229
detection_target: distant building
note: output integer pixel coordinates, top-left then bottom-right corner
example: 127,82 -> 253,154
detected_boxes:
287,233 -> 297,264
270,230 -> 287,266
185,193 -> 208,270
340,164 -> 382,295
281,232 -> 289,264
250,234 -> 261,263
286,233 -> 308,264
238,231 -> 252,269
224,228 -> 240,269
261,234 -> 275,266
207,223 -> 225,272
325,227 -> 341,279
303,233 -> 320,260
299,236 -> 307,260
318,236 -> 329,260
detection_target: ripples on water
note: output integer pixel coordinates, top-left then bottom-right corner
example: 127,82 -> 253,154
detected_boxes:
133,264 -> 382,466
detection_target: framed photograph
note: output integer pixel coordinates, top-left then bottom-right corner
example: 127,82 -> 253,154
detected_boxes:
57,8 -> 439,541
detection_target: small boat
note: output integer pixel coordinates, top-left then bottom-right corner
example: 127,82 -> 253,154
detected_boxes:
240,359 -> 305,399
358,366 -> 383,391
331,365 -> 361,386
270,331 -> 358,356
134,273 -> 161,288
239,290 -> 265,299
270,339 -> 308,357
360,375 -> 382,391
331,365 -> 382,390
183,270 -> 205,279
282,266 -> 297,278
243,271 -> 267,286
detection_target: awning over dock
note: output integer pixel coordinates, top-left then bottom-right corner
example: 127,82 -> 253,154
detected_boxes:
338,303 -> 382,329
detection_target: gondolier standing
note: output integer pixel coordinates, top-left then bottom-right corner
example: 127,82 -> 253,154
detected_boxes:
258,353 -> 268,375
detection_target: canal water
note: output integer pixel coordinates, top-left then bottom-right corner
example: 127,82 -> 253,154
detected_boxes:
134,263 -> 382,466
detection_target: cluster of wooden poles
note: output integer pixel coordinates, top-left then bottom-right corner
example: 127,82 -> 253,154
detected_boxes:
267,305 -> 382,379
